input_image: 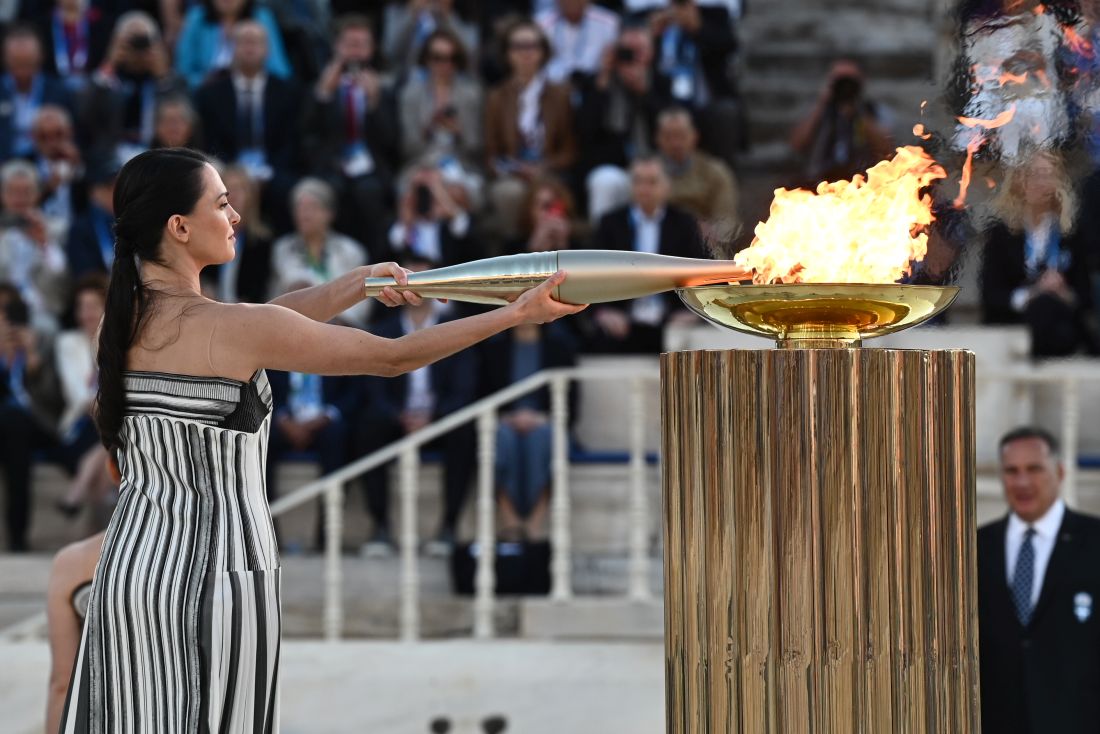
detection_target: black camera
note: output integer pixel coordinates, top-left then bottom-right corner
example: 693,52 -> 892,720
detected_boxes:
4,298 -> 29,327
830,75 -> 863,105
615,45 -> 635,63
439,104 -> 457,119
414,184 -> 433,217
128,33 -> 152,51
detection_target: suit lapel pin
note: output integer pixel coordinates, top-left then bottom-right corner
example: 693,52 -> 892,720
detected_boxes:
1074,592 -> 1092,622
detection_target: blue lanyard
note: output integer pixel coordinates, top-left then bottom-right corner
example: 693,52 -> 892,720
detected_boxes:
92,207 -> 114,268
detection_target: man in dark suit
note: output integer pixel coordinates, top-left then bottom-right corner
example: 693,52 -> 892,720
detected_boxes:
303,13 -> 398,260
355,278 -> 477,557
978,426 -> 1100,734
0,24 -> 72,162
194,20 -> 300,233
65,152 -> 118,278
587,155 -> 706,352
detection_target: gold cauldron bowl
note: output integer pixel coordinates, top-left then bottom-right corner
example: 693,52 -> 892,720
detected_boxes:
676,283 -> 961,348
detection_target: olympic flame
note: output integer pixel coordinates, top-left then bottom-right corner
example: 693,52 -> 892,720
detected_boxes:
734,146 -> 947,284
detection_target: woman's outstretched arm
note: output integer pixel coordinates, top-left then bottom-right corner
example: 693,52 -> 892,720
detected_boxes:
266,262 -> 419,323
219,271 -> 585,379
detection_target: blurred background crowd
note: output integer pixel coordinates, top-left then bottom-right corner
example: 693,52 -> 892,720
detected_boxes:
3,0 -> 1100,556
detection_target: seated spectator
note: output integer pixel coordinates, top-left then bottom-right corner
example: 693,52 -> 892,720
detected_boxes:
790,60 -> 895,185
478,319 -> 578,539
981,150 -> 1099,356
0,24 -> 71,161
536,0 -> 620,84
576,23 -> 663,222
655,106 -> 739,246
389,165 -> 482,268
78,11 -> 187,162
53,274 -> 114,519
267,342 -> 363,548
269,177 -> 371,328
151,94 -> 202,149
647,0 -> 742,167
305,13 -> 398,260
65,151 -> 117,279
381,0 -> 478,81
202,164 -> 273,304
0,160 -> 68,333
485,19 -> 576,240
29,105 -> 84,231
356,261 -> 476,557
35,0 -> 112,90
195,20 -> 301,233
507,176 -> 584,255
174,0 -> 291,88
398,28 -> 483,178
588,155 -> 706,352
0,290 -> 62,552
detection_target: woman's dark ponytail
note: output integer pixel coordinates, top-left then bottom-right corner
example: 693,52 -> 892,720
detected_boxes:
93,147 -> 210,454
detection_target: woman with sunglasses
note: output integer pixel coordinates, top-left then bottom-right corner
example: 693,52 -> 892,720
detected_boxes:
398,28 -> 483,175
484,19 -> 577,241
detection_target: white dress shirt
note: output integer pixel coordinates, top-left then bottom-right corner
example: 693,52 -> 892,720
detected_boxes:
401,307 -> 441,415
537,6 -> 620,83
1006,498 -> 1066,608
630,206 -> 666,325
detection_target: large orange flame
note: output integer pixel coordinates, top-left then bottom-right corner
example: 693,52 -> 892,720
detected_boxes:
734,146 -> 946,284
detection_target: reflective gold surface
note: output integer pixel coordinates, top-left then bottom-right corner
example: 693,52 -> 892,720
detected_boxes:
661,349 -> 979,733
676,284 -> 960,348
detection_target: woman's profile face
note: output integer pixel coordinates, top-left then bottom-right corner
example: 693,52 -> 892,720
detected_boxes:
183,164 -> 240,267
222,171 -> 250,225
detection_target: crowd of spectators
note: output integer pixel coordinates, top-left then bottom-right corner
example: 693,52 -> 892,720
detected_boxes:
0,0 -> 745,554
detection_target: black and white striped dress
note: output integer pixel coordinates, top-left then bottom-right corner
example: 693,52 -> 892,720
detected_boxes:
60,370 -> 281,733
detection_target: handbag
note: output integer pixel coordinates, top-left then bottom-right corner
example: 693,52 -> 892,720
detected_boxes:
450,538 -> 551,596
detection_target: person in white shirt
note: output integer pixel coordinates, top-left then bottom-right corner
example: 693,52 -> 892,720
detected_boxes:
0,160 -> 68,334
536,0 -> 620,83
977,426 -> 1100,734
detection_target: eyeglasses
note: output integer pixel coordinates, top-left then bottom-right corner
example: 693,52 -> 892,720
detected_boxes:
509,40 -> 542,52
428,52 -> 456,63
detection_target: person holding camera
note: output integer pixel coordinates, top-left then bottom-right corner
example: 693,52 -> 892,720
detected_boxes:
398,28 -> 483,178
789,60 -> 895,185
0,24 -> 72,162
536,0 -> 621,84
575,24 -> 665,222
29,105 -> 84,231
306,13 -> 399,261
78,11 -> 187,162
389,165 -> 481,268
0,160 -> 68,334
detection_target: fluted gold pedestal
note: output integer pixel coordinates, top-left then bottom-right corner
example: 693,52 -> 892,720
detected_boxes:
661,349 -> 979,733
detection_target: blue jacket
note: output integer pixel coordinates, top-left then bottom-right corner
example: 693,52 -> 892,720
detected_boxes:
174,6 -> 292,88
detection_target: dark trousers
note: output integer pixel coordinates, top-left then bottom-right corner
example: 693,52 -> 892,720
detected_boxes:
359,419 -> 475,533
1026,293 -> 1085,357
267,416 -> 349,548
0,403 -> 57,551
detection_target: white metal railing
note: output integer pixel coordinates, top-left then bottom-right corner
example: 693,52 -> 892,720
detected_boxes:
266,364 -> 660,641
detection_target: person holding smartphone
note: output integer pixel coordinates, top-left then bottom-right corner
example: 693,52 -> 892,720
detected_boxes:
389,165 -> 481,268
